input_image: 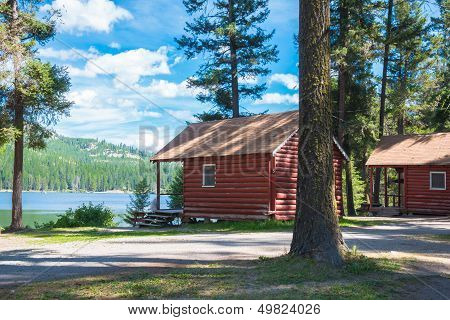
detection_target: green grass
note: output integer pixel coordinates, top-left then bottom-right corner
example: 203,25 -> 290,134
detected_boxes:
338,217 -> 394,227
5,217 -> 394,244
424,234 -> 450,242
1,253 -> 406,300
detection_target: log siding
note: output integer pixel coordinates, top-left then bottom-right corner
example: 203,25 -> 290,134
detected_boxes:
405,165 -> 450,214
183,154 -> 272,220
273,133 -> 345,220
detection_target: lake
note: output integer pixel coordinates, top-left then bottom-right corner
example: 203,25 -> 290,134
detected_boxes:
0,192 -> 170,228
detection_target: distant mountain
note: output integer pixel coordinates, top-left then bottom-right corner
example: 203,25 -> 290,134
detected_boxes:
0,136 -> 179,192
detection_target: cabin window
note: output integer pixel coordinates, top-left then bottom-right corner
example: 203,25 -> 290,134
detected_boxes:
202,164 -> 216,187
430,171 -> 446,190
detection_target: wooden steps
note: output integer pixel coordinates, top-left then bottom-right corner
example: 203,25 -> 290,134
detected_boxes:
133,210 -> 183,227
370,207 -> 403,216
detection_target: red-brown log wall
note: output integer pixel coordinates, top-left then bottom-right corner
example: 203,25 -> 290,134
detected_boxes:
405,165 -> 450,214
333,146 -> 345,216
273,133 -> 345,220
183,154 -> 272,220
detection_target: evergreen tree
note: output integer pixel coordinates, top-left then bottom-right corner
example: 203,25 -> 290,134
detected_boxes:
416,0 -> 449,131
388,0 -> 430,134
176,0 -> 278,120
167,166 -> 183,209
331,0 -> 379,214
0,0 -> 72,230
124,179 -> 152,226
373,0 -> 394,205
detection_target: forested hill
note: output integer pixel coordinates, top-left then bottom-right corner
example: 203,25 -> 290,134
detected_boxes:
0,136 -> 178,192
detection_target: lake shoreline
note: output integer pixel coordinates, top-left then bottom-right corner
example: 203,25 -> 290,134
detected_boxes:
0,192 -> 169,228
0,190 -> 132,194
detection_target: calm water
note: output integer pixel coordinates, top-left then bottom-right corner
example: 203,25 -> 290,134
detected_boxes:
0,192 -> 169,228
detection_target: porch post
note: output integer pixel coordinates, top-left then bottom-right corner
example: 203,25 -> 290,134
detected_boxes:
369,166 -> 373,209
384,167 -> 388,207
397,168 -> 401,207
156,161 -> 161,210
403,166 -> 407,211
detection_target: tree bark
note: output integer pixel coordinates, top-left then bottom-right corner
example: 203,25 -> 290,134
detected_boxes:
374,0 -> 393,205
11,105 -> 23,230
229,0 -> 239,118
337,67 -> 346,144
8,0 -> 24,230
397,62 -> 407,135
290,0 -> 346,266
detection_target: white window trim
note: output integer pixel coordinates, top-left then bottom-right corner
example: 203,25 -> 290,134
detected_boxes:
202,164 -> 216,187
430,171 -> 446,190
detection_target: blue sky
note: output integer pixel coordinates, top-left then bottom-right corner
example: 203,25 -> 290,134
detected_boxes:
38,0 -> 298,150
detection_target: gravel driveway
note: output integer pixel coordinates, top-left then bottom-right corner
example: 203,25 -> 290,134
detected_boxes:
1,216 -> 449,290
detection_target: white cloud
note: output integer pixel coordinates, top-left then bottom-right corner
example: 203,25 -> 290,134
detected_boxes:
67,89 -> 97,107
39,46 -> 99,61
270,73 -> 298,90
255,93 -> 299,105
67,47 -> 171,85
137,79 -> 196,98
109,42 -> 121,49
41,0 -> 133,34
170,56 -> 183,67
115,125 -> 179,150
165,109 -> 196,122
65,89 -> 162,125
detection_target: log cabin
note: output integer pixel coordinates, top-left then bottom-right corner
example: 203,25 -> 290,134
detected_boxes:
366,133 -> 450,215
150,111 -> 349,221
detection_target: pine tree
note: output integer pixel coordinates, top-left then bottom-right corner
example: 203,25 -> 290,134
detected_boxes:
0,0 -> 72,230
167,166 -> 183,209
416,0 -> 449,131
290,0 -> 346,266
331,0 -> 379,214
388,0 -> 429,134
373,0 -> 394,205
124,179 -> 152,226
176,0 -> 278,120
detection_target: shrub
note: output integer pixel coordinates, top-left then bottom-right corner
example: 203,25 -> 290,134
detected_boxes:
35,202 -> 116,229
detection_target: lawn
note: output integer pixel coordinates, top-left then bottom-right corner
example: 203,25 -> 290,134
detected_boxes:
5,217 -> 394,244
424,234 -> 450,242
1,253 -> 411,300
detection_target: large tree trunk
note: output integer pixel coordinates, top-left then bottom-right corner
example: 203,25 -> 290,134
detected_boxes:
9,0 -> 24,230
290,0 -> 346,266
229,0 -> 239,118
374,0 -> 393,204
11,107 -> 23,230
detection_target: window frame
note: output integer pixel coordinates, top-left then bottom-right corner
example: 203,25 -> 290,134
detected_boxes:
429,171 -> 446,190
202,164 -> 216,187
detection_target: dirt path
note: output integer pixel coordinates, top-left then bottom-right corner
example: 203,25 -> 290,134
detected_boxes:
1,216 -> 449,297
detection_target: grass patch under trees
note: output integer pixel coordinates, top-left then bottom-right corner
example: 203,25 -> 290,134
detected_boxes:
1,253 -> 406,300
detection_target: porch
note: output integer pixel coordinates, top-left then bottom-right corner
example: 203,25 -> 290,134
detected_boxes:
368,166 -> 406,215
132,160 -> 183,227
